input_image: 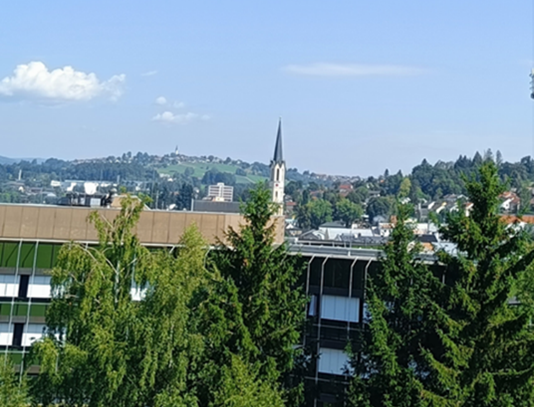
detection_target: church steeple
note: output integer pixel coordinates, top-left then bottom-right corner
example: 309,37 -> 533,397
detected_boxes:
270,118 -> 286,216
273,118 -> 283,164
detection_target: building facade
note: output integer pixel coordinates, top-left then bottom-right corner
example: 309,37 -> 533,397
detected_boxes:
0,203 -> 284,371
207,182 -> 234,202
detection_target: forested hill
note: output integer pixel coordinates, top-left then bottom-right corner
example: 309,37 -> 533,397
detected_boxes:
0,148 -> 533,206
389,149 -> 531,202
0,152 -> 314,186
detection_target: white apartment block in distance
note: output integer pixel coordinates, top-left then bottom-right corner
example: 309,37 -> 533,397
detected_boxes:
207,183 -> 234,202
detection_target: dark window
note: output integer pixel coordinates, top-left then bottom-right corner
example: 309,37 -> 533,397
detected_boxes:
12,323 -> 24,347
323,259 -> 351,289
18,275 -> 29,298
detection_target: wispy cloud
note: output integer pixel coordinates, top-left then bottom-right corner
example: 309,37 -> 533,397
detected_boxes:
152,111 -> 210,124
0,61 -> 125,102
141,70 -> 158,77
283,63 -> 425,77
154,96 -> 185,108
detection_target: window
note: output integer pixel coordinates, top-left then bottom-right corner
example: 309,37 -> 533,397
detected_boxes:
317,348 -> 350,375
308,295 -> 317,317
320,295 -> 360,323
18,275 -> 29,298
276,168 -> 280,182
12,323 -> 24,347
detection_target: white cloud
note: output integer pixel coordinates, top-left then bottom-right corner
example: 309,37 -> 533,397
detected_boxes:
152,111 -> 210,124
0,61 -> 125,102
154,97 -> 185,109
141,70 -> 158,77
283,63 -> 425,77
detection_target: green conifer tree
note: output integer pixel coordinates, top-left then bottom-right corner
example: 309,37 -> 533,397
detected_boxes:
214,183 -> 307,406
422,161 -> 534,406
349,203 -> 440,407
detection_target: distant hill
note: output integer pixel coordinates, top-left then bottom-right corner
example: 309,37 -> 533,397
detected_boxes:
156,162 -> 268,184
0,156 -> 45,165
0,156 -> 18,165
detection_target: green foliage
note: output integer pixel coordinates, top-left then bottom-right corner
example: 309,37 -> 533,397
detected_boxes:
366,196 -> 394,222
349,203 -> 439,407
397,177 -> 411,198
296,199 -> 333,230
30,197 -> 214,406
421,161 -> 534,406
214,183 -> 307,405
30,196 -> 156,406
335,198 -> 364,227
346,186 -> 369,204
518,184 -> 531,213
0,360 -> 29,407
212,355 -> 285,407
28,187 -> 301,407
353,162 -> 534,407
201,168 -> 237,186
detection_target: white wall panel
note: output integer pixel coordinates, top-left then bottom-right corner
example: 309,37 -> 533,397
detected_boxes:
0,275 -> 18,297
317,348 -> 350,375
0,323 -> 12,346
320,295 -> 359,323
22,324 -> 45,347
28,276 -> 51,298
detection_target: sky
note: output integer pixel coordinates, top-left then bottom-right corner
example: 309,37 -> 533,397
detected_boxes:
0,1 -> 533,176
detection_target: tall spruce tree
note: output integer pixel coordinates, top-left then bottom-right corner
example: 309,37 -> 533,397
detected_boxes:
349,203 -> 440,407
422,161 -> 534,406
214,183 -> 307,405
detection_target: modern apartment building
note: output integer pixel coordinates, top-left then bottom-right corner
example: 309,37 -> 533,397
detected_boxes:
0,201 -> 376,406
0,202 -> 284,372
207,182 -> 234,202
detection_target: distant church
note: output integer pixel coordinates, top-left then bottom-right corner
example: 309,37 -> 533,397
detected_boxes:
270,119 -> 285,216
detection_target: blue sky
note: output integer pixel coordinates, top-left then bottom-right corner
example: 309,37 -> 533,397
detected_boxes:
0,1 -> 532,176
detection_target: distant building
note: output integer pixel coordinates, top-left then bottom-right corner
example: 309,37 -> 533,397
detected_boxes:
338,184 -> 353,197
207,183 -> 234,202
191,200 -> 241,214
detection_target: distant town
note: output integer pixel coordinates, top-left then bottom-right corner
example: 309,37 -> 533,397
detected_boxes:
1,146 -> 532,255
1,126 -> 533,406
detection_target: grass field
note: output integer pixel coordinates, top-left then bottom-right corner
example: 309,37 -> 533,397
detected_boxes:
156,162 -> 267,184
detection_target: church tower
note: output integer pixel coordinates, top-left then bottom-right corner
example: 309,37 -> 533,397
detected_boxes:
270,119 -> 285,216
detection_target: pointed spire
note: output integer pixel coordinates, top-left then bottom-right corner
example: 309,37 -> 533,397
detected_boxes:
273,118 -> 283,163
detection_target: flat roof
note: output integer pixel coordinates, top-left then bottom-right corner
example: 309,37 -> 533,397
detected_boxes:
0,203 -> 285,246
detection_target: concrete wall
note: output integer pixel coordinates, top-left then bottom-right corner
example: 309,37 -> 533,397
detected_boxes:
0,204 -> 285,245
